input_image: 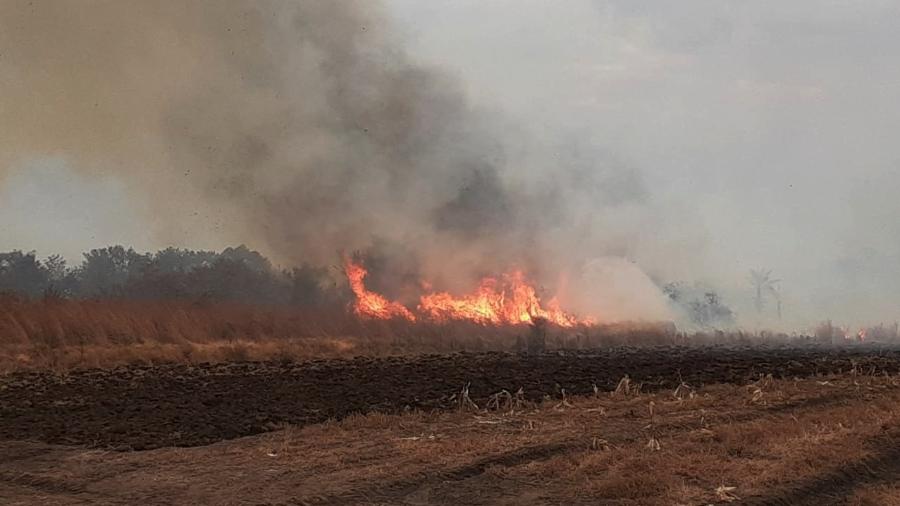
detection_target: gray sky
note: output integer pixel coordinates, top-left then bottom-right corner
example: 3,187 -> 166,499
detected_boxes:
0,158 -> 150,260
2,1 -> 899,327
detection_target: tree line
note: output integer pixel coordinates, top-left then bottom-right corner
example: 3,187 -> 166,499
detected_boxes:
1,244 -> 740,327
0,245 -> 345,306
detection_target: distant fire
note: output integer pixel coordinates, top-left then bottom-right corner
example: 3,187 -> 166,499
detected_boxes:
842,327 -> 867,342
343,257 -> 588,327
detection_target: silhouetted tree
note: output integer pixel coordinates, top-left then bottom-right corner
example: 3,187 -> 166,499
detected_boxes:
750,269 -> 781,319
78,246 -> 152,297
288,264 -> 332,306
0,251 -> 49,297
0,245 -> 348,307
664,281 -> 735,328
152,247 -> 217,273
219,245 -> 271,272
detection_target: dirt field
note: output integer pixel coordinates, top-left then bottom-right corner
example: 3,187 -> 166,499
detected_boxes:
3,345 -> 900,505
2,344 -> 900,450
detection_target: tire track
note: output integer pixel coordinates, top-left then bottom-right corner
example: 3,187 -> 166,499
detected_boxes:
272,441 -> 581,506
741,430 -> 900,505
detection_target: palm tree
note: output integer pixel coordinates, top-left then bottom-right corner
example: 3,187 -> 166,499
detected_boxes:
750,269 -> 781,319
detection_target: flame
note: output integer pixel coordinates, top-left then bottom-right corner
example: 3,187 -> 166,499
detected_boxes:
419,271 -> 578,327
343,258 -> 586,327
842,327 -> 868,342
342,256 -> 415,321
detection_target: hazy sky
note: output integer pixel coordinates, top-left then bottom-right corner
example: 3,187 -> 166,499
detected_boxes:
2,1 -> 899,326
384,0 -> 900,325
0,158 -> 150,260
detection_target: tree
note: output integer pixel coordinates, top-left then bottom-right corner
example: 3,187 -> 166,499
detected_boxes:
219,245 -> 272,272
152,247 -> 217,273
0,244 -> 349,307
43,254 -> 67,282
663,281 -> 735,328
288,264 -> 333,306
187,257 -> 286,304
0,251 -> 49,297
78,246 -> 152,297
750,269 -> 781,319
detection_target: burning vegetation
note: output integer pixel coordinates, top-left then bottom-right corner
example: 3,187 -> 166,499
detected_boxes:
343,256 -> 416,321
0,243 -> 592,328
342,256 -> 587,327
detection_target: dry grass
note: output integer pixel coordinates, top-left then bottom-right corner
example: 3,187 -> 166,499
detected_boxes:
3,373 -> 900,505
0,295 -> 759,372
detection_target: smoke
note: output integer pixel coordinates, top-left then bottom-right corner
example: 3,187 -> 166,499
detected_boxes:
385,0 -> 900,330
566,257 -> 675,322
24,1 -> 900,328
0,2 -> 477,255
2,1 -> 470,256
0,0 -> 675,322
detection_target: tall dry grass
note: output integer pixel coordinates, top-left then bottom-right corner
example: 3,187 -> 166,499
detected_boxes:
0,295 -> 806,372
0,295 -> 469,370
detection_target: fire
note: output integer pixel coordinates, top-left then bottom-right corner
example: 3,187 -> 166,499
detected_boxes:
419,271 -> 579,327
343,257 -> 585,327
342,257 -> 416,321
842,327 -> 868,342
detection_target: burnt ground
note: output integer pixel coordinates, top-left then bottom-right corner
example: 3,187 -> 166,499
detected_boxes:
3,373 -> 900,505
2,343 -> 900,450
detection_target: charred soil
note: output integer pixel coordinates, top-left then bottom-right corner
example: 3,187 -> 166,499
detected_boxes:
1,344 -> 899,450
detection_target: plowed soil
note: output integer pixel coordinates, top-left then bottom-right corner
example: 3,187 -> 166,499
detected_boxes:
4,372 -> 900,505
2,344 -> 899,450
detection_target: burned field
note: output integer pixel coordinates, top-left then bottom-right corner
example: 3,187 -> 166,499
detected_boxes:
3,345 -> 900,505
1,344 -> 899,451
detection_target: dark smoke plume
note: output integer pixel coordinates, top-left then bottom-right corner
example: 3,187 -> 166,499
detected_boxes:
0,0 -> 674,322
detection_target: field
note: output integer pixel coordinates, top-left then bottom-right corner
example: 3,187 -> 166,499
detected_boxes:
3,344 -> 900,505
0,297 -> 687,372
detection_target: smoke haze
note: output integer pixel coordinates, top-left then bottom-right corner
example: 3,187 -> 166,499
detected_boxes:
2,0 -> 899,328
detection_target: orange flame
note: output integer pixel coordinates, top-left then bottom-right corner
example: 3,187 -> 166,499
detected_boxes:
343,258 -> 585,327
342,256 -> 415,321
419,271 -> 578,327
